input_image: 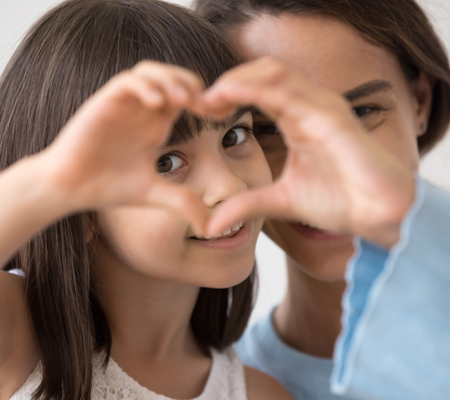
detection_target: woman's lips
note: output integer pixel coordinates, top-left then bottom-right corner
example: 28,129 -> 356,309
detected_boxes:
289,222 -> 351,241
189,222 -> 251,250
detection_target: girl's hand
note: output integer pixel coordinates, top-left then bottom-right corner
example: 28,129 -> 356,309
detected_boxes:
42,61 -> 209,234
201,57 -> 416,248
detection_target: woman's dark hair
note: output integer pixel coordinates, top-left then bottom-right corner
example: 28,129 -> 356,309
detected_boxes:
194,0 -> 450,154
0,1 -> 256,399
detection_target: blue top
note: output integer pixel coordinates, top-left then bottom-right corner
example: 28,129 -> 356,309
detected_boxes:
235,308 -> 351,400
332,177 -> 450,399
237,177 -> 450,399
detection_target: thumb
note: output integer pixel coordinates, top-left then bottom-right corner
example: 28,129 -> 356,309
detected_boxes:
145,180 -> 210,237
207,183 -> 291,236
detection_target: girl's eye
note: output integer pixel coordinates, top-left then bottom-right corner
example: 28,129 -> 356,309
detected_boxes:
222,126 -> 249,148
157,154 -> 184,174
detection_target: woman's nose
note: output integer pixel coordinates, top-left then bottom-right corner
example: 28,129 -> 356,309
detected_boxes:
201,161 -> 248,209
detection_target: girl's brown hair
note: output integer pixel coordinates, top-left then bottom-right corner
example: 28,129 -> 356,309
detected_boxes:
194,0 -> 450,154
0,1 -> 255,399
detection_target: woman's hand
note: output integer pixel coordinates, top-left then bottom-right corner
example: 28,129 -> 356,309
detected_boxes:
201,57 -> 416,247
42,61 -> 209,234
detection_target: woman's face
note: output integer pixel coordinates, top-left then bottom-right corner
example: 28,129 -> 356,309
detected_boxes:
95,112 -> 271,289
232,14 -> 431,280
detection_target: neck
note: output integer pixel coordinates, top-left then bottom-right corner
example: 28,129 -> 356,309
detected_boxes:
273,256 -> 346,358
93,246 -> 201,361
90,242 -> 213,400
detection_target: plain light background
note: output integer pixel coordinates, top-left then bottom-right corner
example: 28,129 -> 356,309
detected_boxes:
1,0 -> 449,324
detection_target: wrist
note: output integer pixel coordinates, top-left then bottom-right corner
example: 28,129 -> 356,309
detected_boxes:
0,154 -> 78,267
361,223 -> 402,250
12,153 -> 77,220
357,175 -> 416,249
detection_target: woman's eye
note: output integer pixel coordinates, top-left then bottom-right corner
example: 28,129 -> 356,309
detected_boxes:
253,123 -> 280,136
222,126 -> 248,148
157,154 -> 184,174
353,106 -> 377,119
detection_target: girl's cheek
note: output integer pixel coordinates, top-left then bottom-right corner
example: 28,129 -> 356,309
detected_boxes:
227,142 -> 255,160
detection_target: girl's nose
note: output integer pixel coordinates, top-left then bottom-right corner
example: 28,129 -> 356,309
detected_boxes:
201,161 -> 248,209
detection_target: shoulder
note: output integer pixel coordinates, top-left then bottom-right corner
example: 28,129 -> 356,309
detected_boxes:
235,309 -> 279,366
0,271 -> 38,397
245,366 -> 294,400
236,310 -> 274,351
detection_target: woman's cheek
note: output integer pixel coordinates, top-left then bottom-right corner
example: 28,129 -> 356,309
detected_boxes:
264,148 -> 287,180
257,154 -> 273,187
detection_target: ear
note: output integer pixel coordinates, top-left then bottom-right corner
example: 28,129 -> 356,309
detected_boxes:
411,71 -> 433,138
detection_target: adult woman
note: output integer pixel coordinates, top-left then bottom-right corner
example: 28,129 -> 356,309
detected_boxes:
194,0 -> 450,399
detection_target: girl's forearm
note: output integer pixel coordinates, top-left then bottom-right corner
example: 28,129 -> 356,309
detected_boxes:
0,155 -> 73,268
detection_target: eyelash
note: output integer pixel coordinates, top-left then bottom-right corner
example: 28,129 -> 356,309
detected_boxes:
234,124 -> 253,132
158,151 -> 186,177
252,123 -> 280,136
229,124 -> 254,142
353,104 -> 388,119
158,124 -> 254,177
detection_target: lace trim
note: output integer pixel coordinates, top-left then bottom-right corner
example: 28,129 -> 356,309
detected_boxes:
11,348 -> 246,400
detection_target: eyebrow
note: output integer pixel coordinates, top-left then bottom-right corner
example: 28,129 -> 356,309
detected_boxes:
343,80 -> 393,102
203,106 -> 256,131
166,106 -> 255,147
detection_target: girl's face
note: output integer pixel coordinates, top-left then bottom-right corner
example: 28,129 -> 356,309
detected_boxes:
232,14 -> 431,280
96,112 -> 271,289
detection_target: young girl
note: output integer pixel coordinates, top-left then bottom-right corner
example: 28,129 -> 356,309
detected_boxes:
0,1 -> 293,399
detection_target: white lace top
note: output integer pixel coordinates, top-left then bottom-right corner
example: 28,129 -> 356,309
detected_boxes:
11,347 -> 247,400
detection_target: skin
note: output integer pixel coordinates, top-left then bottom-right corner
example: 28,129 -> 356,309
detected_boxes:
95,113 -> 267,291
94,111 -> 269,398
0,17 -> 434,397
201,14 -> 432,358
0,62 -> 292,400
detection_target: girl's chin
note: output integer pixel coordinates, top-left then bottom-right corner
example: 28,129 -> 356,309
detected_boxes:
196,263 -> 255,290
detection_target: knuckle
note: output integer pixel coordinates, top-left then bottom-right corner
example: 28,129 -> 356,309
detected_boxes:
285,104 -> 302,123
110,71 -> 133,88
276,91 -> 294,108
133,60 -> 149,72
264,57 -> 286,78
119,70 -> 134,80
260,56 -> 277,66
133,60 -> 160,74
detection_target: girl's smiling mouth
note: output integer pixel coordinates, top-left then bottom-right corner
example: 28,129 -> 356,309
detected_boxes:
191,221 -> 244,240
189,222 -> 252,249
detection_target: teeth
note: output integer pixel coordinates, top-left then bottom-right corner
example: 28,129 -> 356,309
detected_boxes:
221,228 -> 232,236
192,221 -> 244,240
304,222 -> 322,231
231,223 -> 241,232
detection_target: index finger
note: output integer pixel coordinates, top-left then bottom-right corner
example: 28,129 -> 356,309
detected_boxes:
145,179 -> 210,237
207,182 -> 292,237
133,61 -> 206,108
